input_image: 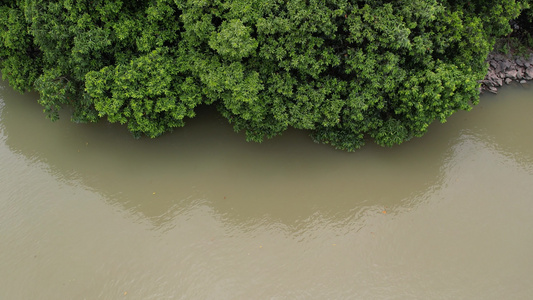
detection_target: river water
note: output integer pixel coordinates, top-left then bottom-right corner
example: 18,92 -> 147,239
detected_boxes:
0,77 -> 532,299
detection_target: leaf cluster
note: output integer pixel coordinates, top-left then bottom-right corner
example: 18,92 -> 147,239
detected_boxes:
0,0 -> 527,150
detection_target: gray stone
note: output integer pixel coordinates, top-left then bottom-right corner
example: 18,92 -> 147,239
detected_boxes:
505,60 -> 516,70
517,67 -> 525,80
489,60 -> 501,73
486,69 -> 496,79
526,67 -> 533,79
500,61 -> 508,71
506,70 -> 518,79
516,58 -> 526,67
483,53 -> 533,93
492,53 -> 505,62
480,80 -> 492,87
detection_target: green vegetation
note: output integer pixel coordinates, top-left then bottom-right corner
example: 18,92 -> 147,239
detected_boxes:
494,4 -> 533,55
0,0 -> 530,150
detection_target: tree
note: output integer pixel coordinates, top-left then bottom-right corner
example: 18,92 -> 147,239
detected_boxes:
0,0 -> 528,150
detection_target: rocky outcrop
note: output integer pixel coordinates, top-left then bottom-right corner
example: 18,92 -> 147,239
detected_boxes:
480,53 -> 533,94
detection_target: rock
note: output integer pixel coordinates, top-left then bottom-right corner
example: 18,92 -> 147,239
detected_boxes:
489,60 -> 501,73
506,69 -> 518,79
500,60 -> 511,71
492,53 -> 505,62
486,69 -> 497,79
526,67 -> 533,79
516,58 -> 526,67
483,53 -> 533,93
479,80 -> 491,87
517,67 -> 525,80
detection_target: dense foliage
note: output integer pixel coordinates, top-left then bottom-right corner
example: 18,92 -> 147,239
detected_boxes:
0,0 -> 529,150
500,2 -> 533,54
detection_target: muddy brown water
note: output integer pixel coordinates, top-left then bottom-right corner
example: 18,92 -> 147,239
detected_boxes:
0,78 -> 532,299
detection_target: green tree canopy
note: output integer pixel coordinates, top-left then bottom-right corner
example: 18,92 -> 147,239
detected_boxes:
0,0 -> 528,150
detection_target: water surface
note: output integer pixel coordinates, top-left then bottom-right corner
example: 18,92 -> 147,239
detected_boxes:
0,79 -> 532,299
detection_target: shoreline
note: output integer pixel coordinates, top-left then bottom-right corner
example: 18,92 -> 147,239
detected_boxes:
480,52 -> 533,94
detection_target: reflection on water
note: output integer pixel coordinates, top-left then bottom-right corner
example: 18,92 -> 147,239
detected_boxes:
0,86 -> 451,228
0,78 -> 532,299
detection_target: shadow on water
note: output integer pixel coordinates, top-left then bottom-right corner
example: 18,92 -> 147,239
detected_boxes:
0,77 -> 531,232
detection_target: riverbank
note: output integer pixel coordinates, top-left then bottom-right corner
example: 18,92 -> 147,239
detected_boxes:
481,52 -> 533,94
